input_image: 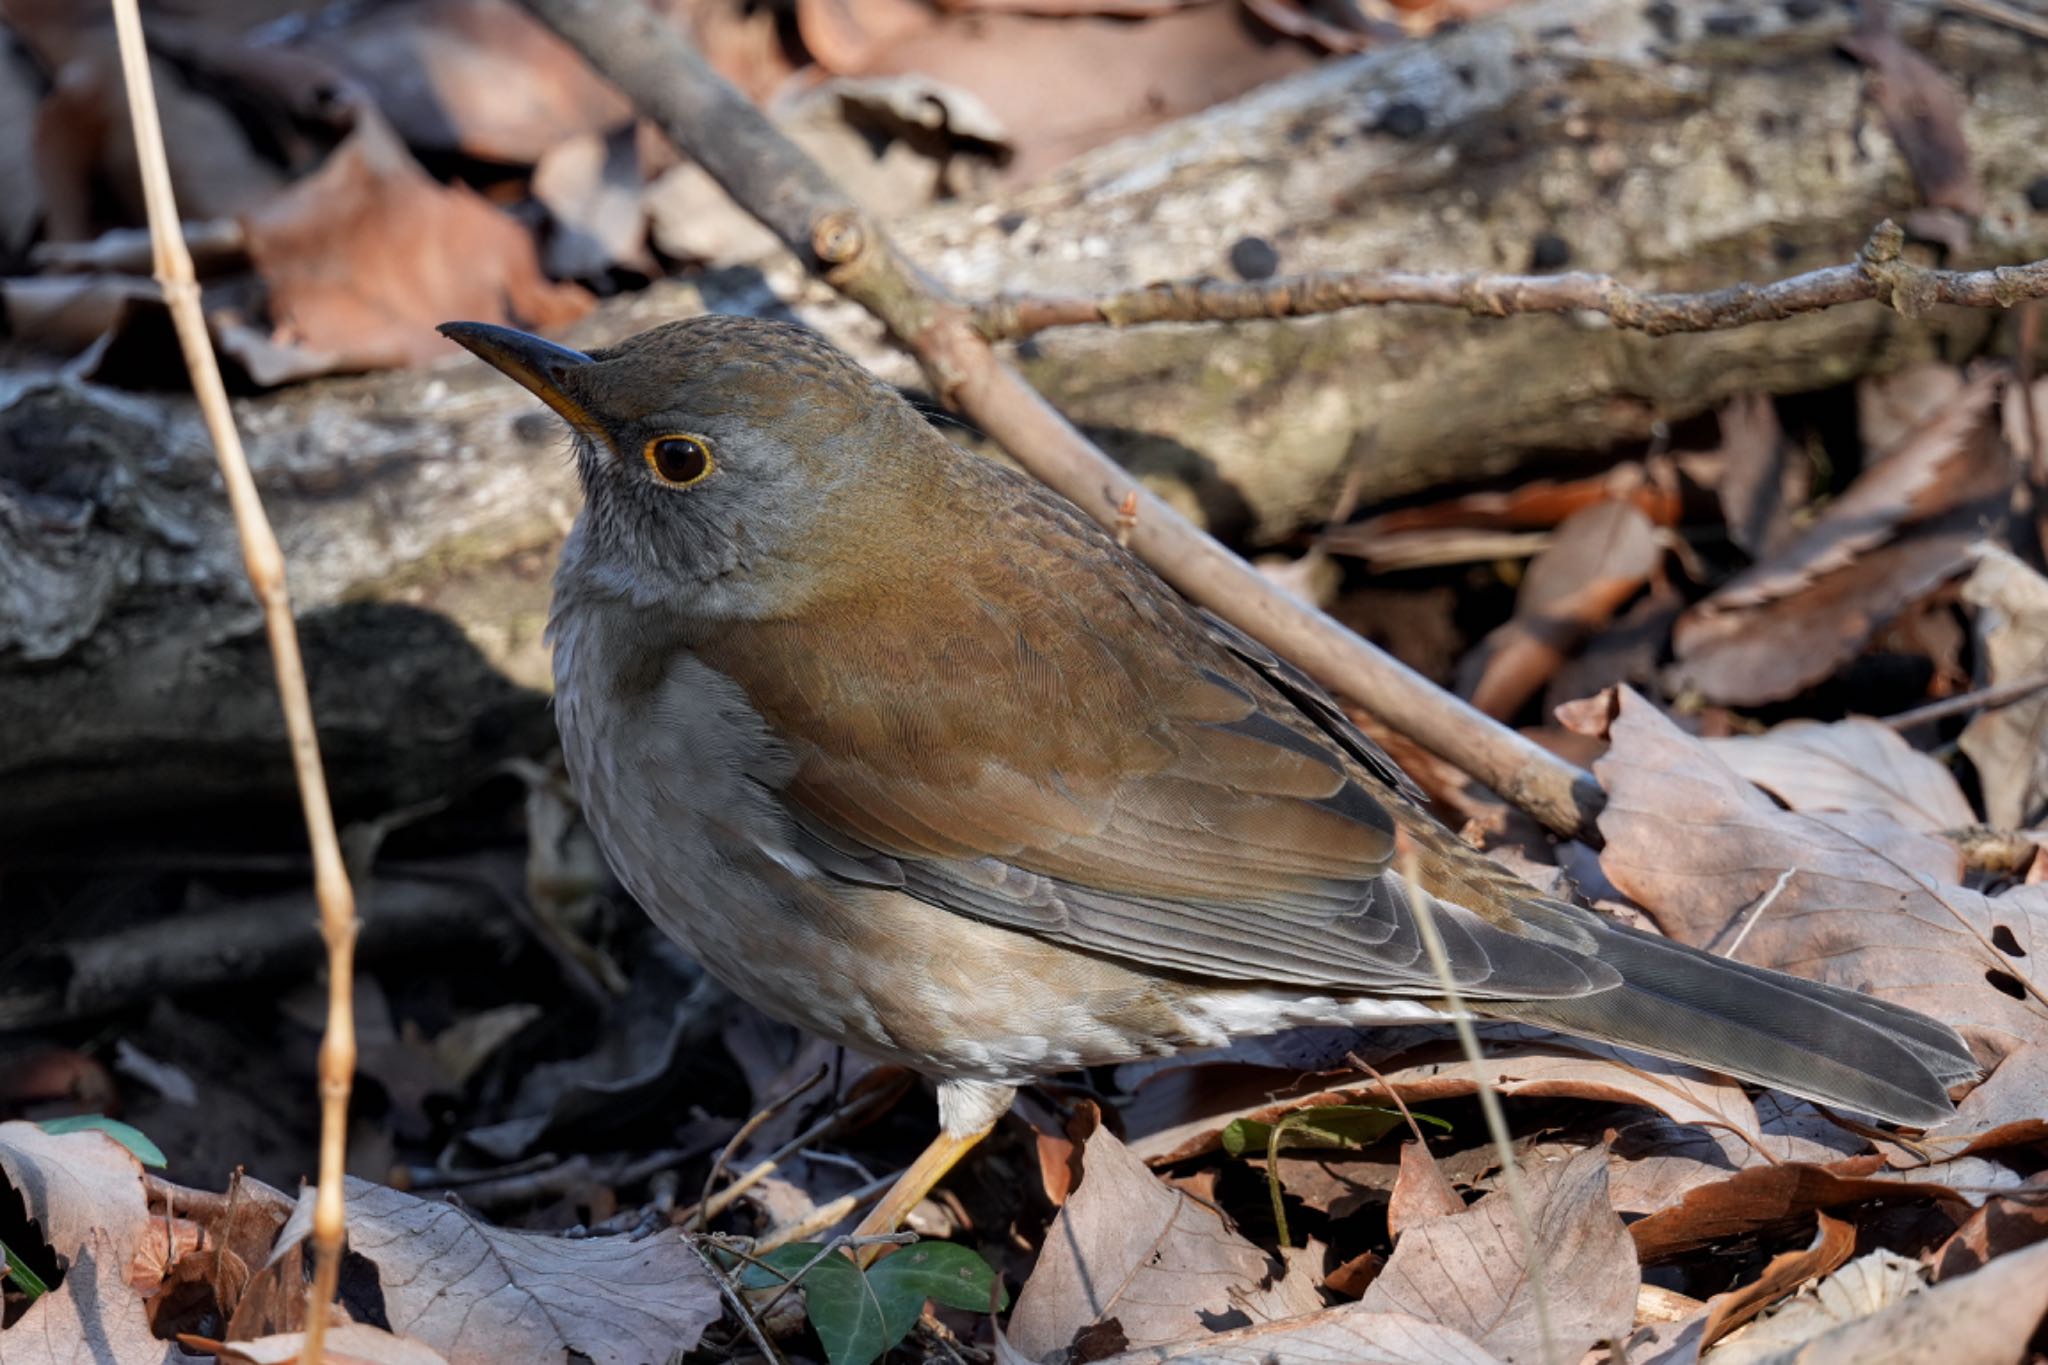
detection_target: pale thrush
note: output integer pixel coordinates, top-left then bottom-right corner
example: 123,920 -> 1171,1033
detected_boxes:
441,315 -> 1978,1237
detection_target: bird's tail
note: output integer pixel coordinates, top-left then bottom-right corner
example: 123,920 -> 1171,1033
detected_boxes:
1481,910 -> 1979,1126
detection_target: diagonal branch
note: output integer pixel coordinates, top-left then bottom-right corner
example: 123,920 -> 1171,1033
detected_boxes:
972,224 -> 2048,342
515,0 -> 1605,839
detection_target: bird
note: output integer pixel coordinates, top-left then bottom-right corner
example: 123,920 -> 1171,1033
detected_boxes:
440,314 -> 1979,1240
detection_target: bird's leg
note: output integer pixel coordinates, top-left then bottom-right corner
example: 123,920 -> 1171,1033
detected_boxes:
852,1080 -> 1014,1265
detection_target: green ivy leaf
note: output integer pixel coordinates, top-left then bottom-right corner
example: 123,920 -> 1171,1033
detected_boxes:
2,1236 -> 51,1299
1219,1104 -> 1443,1157
740,1242 -> 1006,1365
36,1116 -> 168,1169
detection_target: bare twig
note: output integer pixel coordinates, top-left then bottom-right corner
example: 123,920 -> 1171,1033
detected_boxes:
692,1065 -> 828,1231
1882,672 -> 2048,729
754,1167 -> 903,1253
515,0 -> 1603,841
682,1084 -> 893,1228
106,3 -> 359,1358
972,224 -> 2048,341
684,1237 -> 789,1365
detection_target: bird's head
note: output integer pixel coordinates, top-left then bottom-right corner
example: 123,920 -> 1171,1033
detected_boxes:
440,315 -> 919,610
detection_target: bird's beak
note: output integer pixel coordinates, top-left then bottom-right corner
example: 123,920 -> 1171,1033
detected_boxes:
438,321 -> 601,435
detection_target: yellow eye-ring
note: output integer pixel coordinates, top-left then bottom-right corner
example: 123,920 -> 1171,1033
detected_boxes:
643,434 -> 714,487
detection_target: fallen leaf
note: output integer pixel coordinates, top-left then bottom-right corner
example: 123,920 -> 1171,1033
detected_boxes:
1894,1043 -> 2048,1161
1387,1139 -> 1465,1241
532,124 -> 656,280
1359,1147 -> 1638,1363
1711,392 -> 1803,559
1331,468 -> 1684,544
1841,9 -> 1983,217
338,1177 -> 722,1363
0,1121 -> 164,1363
1090,1308 -> 1506,1363
1571,688 -> 2048,1066
1700,1212 -> 1856,1347
850,4 -> 1318,182
1126,1034 -> 1764,1166
1721,1240 -> 2048,1365
1006,1118 -> 1323,1358
1627,1155 -> 1972,1263
1706,718 -> 1975,833
1957,546 -> 2048,829
307,0 -> 632,163
239,110 -> 591,382
1463,500 -> 1663,720
740,1240 -> 1004,1365
219,1324 -> 450,1365
1929,1171 -> 2048,1279
1669,374 -> 2009,705
1707,1249 -> 1928,1365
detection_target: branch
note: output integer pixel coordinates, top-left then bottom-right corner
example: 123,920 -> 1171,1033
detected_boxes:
973,223 -> 2048,341
516,0 -> 1604,840
106,3 -> 360,1360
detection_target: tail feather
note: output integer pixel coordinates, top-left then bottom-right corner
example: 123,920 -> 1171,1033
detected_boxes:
1483,912 -> 1978,1126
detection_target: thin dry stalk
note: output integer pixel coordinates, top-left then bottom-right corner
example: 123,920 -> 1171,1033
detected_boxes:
1395,830 -> 1559,1365
106,3 -> 359,1357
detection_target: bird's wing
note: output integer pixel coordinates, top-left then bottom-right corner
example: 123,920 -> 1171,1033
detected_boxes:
693,478 -> 1613,1000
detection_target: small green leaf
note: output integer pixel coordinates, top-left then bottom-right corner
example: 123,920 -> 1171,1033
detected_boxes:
737,1242 -> 1006,1365
868,1242 -> 1007,1315
1219,1104 -> 1442,1157
36,1116 -> 168,1169
2,1237 -> 51,1300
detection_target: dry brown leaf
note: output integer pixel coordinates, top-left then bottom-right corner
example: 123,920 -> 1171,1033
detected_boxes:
1723,1240 -> 2048,1365
1387,1139 -> 1465,1241
1359,1147 -> 1638,1363
1334,469 -> 1684,543
797,0 -> 938,75
219,1325 -> 450,1365
851,5 -> 1318,182
1570,688 -> 2048,1066
1463,500 -> 1663,720
1593,1096 -> 1865,1220
1006,1116 -> 1323,1359
1859,364 -> 1969,455
1699,1212 -> 1857,1348
1706,718 -> 1975,833
238,111 -> 591,382
1669,373 -> 2009,705
0,1121 -> 165,1363
1712,392 -> 1802,559
308,0 -> 632,163
1897,1042 -> 2048,1161
1707,1249 -> 1928,1365
1627,1155 -> 1973,1264
1958,546 -> 2048,829
1125,1034 -> 1764,1166
1840,10 -> 1983,218
1089,1307 -> 1506,1364
532,124 -> 656,280
337,1177 -> 721,1363
1929,1171 -> 2048,1280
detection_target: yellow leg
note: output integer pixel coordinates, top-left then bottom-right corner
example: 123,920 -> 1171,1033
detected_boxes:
851,1120 -> 997,1266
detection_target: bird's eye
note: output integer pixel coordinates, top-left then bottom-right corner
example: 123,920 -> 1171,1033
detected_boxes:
642,434 -> 714,487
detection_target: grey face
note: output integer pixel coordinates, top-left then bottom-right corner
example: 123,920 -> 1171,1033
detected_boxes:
440,316 -> 911,606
